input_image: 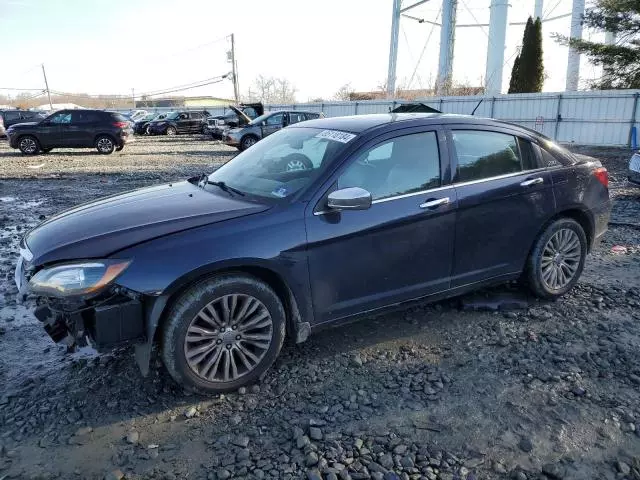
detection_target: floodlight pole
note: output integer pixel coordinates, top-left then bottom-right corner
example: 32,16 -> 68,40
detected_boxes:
386,0 -> 402,98
566,0 -> 585,91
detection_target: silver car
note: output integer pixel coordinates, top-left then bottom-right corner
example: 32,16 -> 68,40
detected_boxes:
224,110 -> 324,151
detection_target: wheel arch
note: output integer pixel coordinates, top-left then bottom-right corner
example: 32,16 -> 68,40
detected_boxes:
93,132 -> 117,144
137,261 -> 308,370
524,207 -> 595,270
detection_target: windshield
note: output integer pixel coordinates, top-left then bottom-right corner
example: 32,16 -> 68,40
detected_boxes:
165,111 -> 180,120
142,113 -> 156,121
248,112 -> 273,126
208,127 -> 351,200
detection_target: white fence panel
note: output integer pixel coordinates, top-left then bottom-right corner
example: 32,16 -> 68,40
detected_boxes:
121,90 -> 640,146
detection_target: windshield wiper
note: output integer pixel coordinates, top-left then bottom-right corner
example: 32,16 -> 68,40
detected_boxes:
198,175 -> 245,196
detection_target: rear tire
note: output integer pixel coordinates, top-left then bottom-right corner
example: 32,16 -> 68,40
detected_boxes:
160,274 -> 286,394
526,218 -> 587,299
166,126 -> 177,136
18,136 -> 40,155
95,135 -> 115,154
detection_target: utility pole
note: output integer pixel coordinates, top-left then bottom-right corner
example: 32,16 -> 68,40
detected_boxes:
131,88 -> 136,108
41,64 -> 53,111
230,33 -> 239,103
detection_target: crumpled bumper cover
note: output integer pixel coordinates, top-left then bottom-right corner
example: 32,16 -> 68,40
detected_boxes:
35,296 -> 146,350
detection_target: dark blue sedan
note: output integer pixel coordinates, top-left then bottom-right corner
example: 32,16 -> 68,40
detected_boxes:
15,113 -> 611,393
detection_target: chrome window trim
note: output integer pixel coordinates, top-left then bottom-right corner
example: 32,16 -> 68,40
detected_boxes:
452,167 -> 548,188
313,184 -> 451,215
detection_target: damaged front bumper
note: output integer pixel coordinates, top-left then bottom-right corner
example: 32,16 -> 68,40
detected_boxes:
34,294 -> 146,351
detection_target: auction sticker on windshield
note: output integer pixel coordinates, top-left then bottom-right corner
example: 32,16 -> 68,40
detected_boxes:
315,130 -> 357,143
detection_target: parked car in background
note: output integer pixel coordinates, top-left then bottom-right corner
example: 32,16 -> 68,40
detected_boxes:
224,110 -> 324,150
206,103 -> 264,139
628,152 -> 640,186
129,110 -> 149,122
6,109 -> 133,155
133,113 -> 168,135
146,110 -> 210,135
14,113 -> 611,393
0,109 -> 46,137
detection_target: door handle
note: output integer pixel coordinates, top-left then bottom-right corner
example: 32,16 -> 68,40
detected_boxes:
420,197 -> 450,209
520,177 -> 543,187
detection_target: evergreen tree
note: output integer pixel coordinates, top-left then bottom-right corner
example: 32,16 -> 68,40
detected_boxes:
508,54 -> 522,93
509,17 -> 545,93
554,0 -> 640,89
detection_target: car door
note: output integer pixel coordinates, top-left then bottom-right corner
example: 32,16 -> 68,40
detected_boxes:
175,112 -> 189,133
261,113 -> 285,138
66,111 -> 98,146
447,126 -> 555,286
190,112 -> 204,132
305,127 -> 457,324
38,111 -> 71,146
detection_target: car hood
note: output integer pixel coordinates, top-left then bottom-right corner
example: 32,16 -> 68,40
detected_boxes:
229,105 -> 252,124
24,180 -> 269,265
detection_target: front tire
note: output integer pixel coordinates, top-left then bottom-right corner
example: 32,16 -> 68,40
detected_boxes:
95,135 -> 115,154
526,218 -> 587,299
166,126 -> 177,136
18,136 -> 40,155
161,274 -> 286,394
240,135 -> 258,151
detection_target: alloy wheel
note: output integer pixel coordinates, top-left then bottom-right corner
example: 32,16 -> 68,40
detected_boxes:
97,138 -> 113,152
540,228 -> 582,290
183,294 -> 273,383
19,138 -> 37,154
243,137 -> 256,148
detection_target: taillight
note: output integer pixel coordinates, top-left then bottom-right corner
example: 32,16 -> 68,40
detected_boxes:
113,121 -> 128,128
593,167 -> 608,188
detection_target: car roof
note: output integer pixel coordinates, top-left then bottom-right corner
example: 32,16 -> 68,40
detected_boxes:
294,113 -> 527,135
267,110 -> 321,115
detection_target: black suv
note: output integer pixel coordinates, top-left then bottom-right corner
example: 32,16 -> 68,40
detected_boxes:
7,109 -> 132,155
146,110 -> 210,135
0,109 -> 46,137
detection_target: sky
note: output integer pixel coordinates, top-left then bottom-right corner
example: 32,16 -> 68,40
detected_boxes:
0,0 -> 603,103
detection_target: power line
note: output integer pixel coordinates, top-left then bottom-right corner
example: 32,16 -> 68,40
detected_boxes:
0,87 -> 46,91
407,5 -> 442,89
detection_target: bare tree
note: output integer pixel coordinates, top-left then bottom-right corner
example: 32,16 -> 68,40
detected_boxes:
333,83 -> 355,101
243,76 -> 297,104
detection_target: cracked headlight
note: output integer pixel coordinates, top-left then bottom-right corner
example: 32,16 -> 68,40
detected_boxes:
29,260 -> 130,297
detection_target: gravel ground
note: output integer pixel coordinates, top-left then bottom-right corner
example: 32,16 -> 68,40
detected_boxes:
1,137 -> 640,480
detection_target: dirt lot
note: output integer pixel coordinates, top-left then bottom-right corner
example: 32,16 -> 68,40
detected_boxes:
1,136 -> 640,480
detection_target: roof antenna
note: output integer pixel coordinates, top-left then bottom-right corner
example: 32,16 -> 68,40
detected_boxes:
471,98 -> 483,116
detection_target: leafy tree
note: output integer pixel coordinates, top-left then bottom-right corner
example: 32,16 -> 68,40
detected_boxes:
553,0 -> 640,89
509,17 -> 544,93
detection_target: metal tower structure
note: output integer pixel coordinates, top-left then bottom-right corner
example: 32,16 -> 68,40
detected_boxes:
387,0 -> 586,97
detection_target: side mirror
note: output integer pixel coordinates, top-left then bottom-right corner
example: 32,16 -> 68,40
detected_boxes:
327,187 -> 372,211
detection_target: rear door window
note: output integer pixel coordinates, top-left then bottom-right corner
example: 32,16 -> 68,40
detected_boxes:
452,130 -> 524,182
288,112 -> 306,125
4,112 -> 20,122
